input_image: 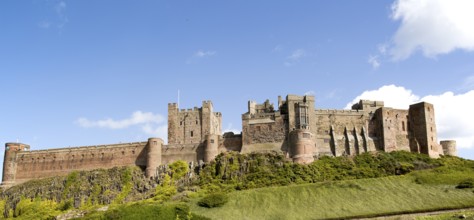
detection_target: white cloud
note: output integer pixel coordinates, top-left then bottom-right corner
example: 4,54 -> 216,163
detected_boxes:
389,0 -> 474,60
284,49 -> 306,66
346,85 -> 474,149
39,1 -> 68,30
288,49 -> 306,60
142,124 -> 168,141
76,111 -> 164,129
325,89 -> 340,100
38,21 -> 51,29
55,1 -> 66,14
54,1 -> 68,29
421,91 -> 474,149
304,91 -> 315,96
344,85 -> 419,109
194,50 -> 216,58
462,75 -> 474,90
367,55 -> 381,69
76,111 -> 168,142
378,44 -> 388,55
223,123 -> 240,135
272,45 -> 283,52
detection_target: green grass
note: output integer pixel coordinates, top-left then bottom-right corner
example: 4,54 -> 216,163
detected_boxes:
189,175 -> 474,220
78,202 -> 210,220
417,210 -> 474,220
3,152 -> 472,219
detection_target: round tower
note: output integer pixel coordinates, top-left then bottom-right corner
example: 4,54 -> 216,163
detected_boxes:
2,143 -> 29,187
203,134 -> 219,163
145,138 -> 163,178
440,140 -> 457,156
289,129 -> 315,164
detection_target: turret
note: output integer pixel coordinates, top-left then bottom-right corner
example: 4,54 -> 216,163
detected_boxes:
440,140 -> 457,156
289,129 -> 314,164
145,138 -> 163,179
203,134 -> 219,163
2,143 -> 30,187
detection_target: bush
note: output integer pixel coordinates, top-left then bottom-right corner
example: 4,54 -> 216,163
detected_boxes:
198,193 -> 229,208
169,160 -> 189,180
456,179 -> 474,189
154,174 -> 177,203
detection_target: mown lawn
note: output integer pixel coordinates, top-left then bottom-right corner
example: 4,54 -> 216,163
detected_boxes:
190,175 -> 474,220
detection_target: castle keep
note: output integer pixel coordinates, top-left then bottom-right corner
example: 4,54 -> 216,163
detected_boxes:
2,94 -> 457,187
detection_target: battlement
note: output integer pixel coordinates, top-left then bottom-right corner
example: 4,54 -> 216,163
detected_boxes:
286,94 -> 315,102
315,109 -> 364,115
179,107 -> 201,112
351,100 -> 384,111
2,93 -> 454,188
17,141 -> 147,155
248,99 -> 275,114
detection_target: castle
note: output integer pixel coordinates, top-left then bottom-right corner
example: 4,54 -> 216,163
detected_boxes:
2,94 -> 457,188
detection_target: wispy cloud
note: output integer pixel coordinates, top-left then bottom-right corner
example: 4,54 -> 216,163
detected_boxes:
272,45 -> 283,52
186,50 -> 217,64
38,21 -> 51,29
38,1 -> 68,30
75,111 -> 167,142
55,1 -> 68,29
76,111 -> 164,129
325,89 -> 341,100
367,55 -> 380,69
304,91 -> 315,96
284,49 -> 306,66
194,50 -> 216,58
377,44 -> 388,55
462,75 -> 474,91
288,49 -> 306,60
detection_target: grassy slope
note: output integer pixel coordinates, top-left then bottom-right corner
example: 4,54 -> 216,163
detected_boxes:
417,210 -> 474,220
190,175 -> 474,220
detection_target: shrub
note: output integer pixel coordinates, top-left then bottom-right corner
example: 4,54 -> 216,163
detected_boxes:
198,193 -> 229,208
169,160 -> 189,180
456,179 -> 474,189
154,174 -> 177,203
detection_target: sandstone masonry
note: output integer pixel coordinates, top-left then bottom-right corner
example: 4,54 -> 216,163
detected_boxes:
1,94 -> 457,188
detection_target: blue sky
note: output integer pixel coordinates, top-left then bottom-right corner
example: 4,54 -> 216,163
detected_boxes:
1,1 -> 474,179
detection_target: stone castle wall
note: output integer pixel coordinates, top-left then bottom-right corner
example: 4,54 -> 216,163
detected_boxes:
314,109 -> 371,156
2,94 -> 457,188
10,142 -> 148,185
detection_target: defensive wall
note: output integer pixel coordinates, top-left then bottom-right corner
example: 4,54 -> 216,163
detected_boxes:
2,94 -> 457,188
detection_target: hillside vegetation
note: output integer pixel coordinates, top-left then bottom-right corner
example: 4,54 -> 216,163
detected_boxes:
0,151 -> 473,219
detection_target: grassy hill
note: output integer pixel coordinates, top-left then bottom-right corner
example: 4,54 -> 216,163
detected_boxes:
1,151 -> 473,219
190,176 -> 474,220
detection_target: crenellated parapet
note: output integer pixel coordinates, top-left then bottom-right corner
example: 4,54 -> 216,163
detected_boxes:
2,94 -> 456,188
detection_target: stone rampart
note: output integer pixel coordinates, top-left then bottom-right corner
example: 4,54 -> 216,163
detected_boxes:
12,142 -> 148,185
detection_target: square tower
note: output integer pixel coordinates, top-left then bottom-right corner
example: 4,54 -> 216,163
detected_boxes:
408,102 -> 441,157
167,101 -> 221,145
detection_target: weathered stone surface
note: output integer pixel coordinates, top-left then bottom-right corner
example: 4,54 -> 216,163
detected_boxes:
2,94 -> 454,187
